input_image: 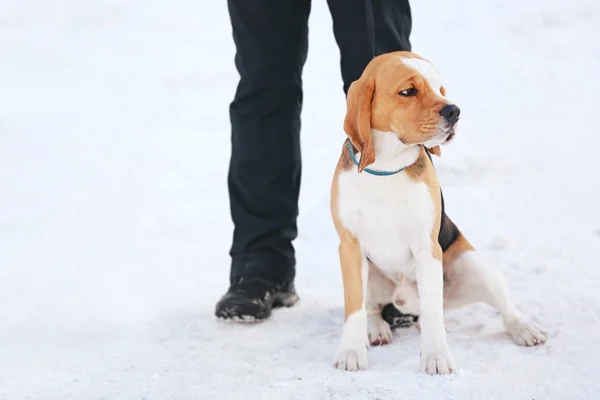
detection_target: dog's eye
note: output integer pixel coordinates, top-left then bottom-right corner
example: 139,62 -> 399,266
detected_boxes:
399,88 -> 418,97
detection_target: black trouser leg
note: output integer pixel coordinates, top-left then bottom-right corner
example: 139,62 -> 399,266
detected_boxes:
326,0 -> 412,94
227,0 -> 311,283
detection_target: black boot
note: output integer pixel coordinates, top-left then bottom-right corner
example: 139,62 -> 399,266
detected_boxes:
381,303 -> 419,329
215,276 -> 299,322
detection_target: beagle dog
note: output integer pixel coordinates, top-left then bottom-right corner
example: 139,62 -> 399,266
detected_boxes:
330,51 -> 547,374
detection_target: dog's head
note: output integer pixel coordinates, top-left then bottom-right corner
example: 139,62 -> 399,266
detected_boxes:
344,51 -> 460,172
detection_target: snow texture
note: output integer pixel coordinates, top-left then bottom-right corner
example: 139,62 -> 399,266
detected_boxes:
1,0 -> 600,399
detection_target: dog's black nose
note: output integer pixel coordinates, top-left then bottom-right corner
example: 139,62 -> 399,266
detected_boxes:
440,104 -> 460,124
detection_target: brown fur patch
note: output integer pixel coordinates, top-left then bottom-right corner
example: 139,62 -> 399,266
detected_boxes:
427,146 -> 442,157
442,232 -> 475,267
442,232 -> 475,289
344,76 -> 376,172
339,238 -> 365,319
405,147 -> 427,178
339,139 -> 354,171
330,148 -> 366,320
406,146 -> 443,261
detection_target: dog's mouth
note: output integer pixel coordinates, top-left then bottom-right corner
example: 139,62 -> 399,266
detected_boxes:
437,119 -> 458,145
421,122 -> 457,148
443,126 -> 456,145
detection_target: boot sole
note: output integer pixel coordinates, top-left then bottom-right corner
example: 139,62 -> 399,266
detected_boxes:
216,292 -> 300,322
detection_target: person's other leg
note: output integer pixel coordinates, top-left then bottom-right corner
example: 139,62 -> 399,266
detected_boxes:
216,0 -> 311,321
326,0 -> 412,94
326,0 -> 415,329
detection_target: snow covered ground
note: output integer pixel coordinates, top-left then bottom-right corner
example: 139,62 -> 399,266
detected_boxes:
1,0 -> 600,398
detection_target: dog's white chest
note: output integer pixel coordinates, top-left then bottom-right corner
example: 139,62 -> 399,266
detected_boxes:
336,170 -> 435,280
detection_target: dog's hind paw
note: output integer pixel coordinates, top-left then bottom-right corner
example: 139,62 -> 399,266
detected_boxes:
368,315 -> 393,345
506,318 -> 547,346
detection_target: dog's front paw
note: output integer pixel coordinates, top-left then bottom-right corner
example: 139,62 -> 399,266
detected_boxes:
420,346 -> 457,375
334,347 -> 368,371
506,318 -> 547,347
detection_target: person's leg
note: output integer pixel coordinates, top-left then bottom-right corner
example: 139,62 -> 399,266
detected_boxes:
326,0 -> 415,329
216,0 -> 311,321
326,0 -> 412,94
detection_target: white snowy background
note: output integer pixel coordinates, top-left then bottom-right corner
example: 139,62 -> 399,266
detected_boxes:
1,0 -> 600,399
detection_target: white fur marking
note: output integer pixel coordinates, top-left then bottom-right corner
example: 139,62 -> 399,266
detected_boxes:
423,134 -> 449,148
335,310 -> 369,371
353,130 -> 421,173
337,158 -> 432,283
401,57 -> 445,98
414,253 -> 456,374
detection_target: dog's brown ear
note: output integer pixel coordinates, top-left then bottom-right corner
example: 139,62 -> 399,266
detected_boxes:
344,75 -> 376,172
427,146 -> 442,157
